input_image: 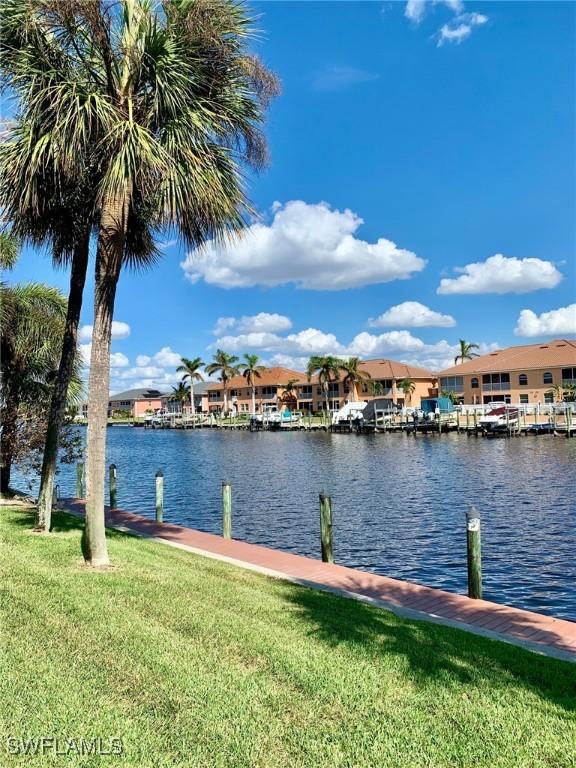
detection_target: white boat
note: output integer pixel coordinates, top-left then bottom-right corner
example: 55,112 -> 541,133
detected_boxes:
479,406 -> 519,431
331,401 -> 367,425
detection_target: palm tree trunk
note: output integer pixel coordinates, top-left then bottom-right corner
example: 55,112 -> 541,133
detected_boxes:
223,381 -> 228,415
190,380 -> 195,427
84,195 -> 128,567
252,385 -> 256,415
36,231 -> 90,532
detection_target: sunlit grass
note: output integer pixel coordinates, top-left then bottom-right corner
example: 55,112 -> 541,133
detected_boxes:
1,506 -> 575,767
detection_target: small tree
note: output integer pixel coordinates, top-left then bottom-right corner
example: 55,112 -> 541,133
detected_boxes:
241,354 -> 265,415
397,378 -> 416,406
454,340 -> 480,364
206,350 -> 240,414
177,357 -> 204,418
307,355 -> 341,415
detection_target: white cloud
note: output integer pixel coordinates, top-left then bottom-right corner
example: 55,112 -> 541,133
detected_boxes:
110,352 -> 129,368
213,313 -> 292,336
437,254 -> 562,295
368,301 -> 456,328
152,346 -> 182,367
437,12 -> 488,46
214,327 -> 344,356
311,66 -> 380,92
136,354 -> 151,366
347,330 -> 425,357
79,320 -> 131,341
405,0 -> 463,23
158,239 -> 177,251
79,343 -> 92,365
514,305 -> 576,337
181,200 -> 426,291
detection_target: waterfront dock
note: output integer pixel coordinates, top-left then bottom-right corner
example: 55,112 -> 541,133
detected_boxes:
62,498 -> 576,662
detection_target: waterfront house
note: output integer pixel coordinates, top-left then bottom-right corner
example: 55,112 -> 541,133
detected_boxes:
79,388 -> 166,419
438,339 -> 576,405
291,359 -> 438,412
204,367 -> 303,413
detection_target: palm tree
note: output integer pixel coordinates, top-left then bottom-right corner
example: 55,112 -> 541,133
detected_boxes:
454,339 -> 480,365
307,355 -> 341,415
170,382 -> 190,414
563,384 -> 576,403
339,357 -> 371,401
367,380 -> 384,401
241,354 -> 266,415
176,357 -> 205,420
547,383 -> 564,403
1,0 -> 279,565
281,378 -> 299,410
397,378 -> 416,406
0,281 -> 76,491
206,350 -> 241,415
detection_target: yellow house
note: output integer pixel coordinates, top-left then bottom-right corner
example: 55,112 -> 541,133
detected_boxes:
438,339 -> 576,405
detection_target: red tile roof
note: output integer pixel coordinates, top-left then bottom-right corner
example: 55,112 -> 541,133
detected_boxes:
439,339 -> 576,376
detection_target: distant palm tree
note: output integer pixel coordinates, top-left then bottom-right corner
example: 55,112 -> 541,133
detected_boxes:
281,378 -> 300,410
206,350 -> 240,414
307,355 -> 341,414
563,384 -> 576,403
241,354 -> 266,415
454,339 -> 480,365
398,378 -> 416,405
440,389 -> 459,405
339,357 -> 371,401
367,380 -> 384,401
170,382 -> 191,413
177,357 -> 205,417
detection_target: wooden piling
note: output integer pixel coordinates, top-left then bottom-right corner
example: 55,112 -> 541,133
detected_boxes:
319,492 -> 334,563
466,505 -> 482,599
222,481 -> 232,539
52,484 -> 58,506
109,463 -> 117,509
155,470 -> 164,523
76,461 -> 85,498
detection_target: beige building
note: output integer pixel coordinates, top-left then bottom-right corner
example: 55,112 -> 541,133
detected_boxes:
205,359 -> 438,413
438,339 -> 576,405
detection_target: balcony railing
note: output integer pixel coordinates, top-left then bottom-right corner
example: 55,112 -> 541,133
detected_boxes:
562,378 -> 576,387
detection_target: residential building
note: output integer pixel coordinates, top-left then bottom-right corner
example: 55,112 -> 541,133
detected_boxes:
292,359 -> 438,412
204,367 -> 302,413
438,339 -> 576,405
79,388 -> 166,419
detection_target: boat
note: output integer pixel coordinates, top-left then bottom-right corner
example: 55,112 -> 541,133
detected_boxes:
331,401 -> 367,425
479,406 -> 519,432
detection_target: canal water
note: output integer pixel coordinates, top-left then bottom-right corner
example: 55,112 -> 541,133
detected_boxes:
14,428 -> 576,620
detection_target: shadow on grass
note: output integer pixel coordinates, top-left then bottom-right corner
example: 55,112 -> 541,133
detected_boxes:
7,504 -> 576,713
281,584 -> 576,712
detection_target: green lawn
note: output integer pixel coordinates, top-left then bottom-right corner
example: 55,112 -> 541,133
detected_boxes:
1,505 -> 575,768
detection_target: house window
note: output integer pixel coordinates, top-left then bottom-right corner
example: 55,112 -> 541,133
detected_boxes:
518,374 -> 528,386
471,377 -> 479,389
440,376 -> 464,392
519,394 -> 529,404
544,391 -> 554,404
543,372 -> 553,385
261,386 -> 277,398
562,368 -> 576,384
300,385 -> 312,396
481,373 -> 510,391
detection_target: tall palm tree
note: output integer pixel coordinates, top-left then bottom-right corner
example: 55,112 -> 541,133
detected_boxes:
339,357 -> 371,401
170,382 -> 190,413
176,357 -> 205,419
281,378 -> 299,410
307,355 -> 341,415
206,350 -> 241,414
454,339 -> 480,365
397,378 -> 416,405
241,354 -> 266,415
1,0 -> 278,565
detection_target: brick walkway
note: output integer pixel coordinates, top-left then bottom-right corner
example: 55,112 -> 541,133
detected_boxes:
62,499 -> 576,663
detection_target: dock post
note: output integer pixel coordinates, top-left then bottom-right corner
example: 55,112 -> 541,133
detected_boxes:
155,470 -> 164,523
222,480 -> 232,539
109,464 -> 117,509
76,461 -> 85,498
319,492 -> 334,563
466,505 -> 482,599
52,484 -> 59,506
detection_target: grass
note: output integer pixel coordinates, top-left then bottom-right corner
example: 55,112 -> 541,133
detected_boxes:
1,505 -> 575,768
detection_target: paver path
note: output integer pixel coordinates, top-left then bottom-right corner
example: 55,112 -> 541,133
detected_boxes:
62,499 -> 576,663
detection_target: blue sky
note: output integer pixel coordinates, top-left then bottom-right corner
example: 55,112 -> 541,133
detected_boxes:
8,0 -> 576,392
